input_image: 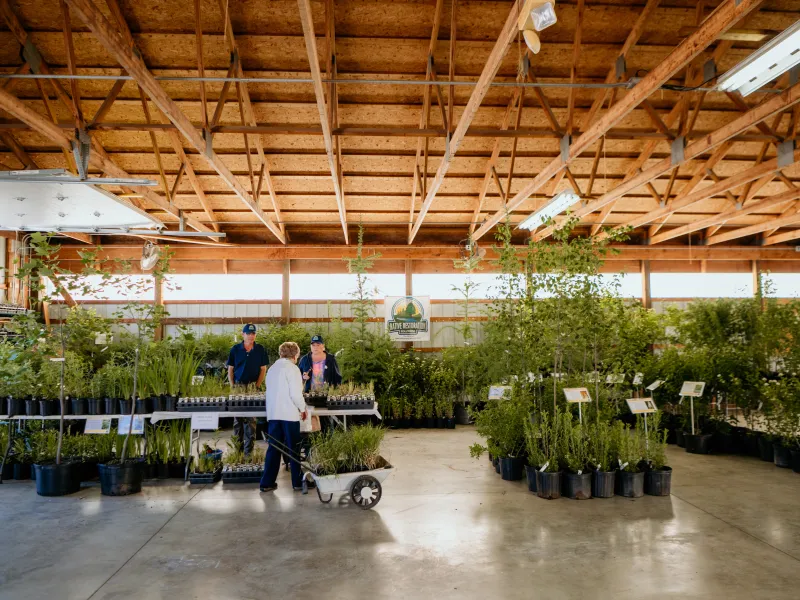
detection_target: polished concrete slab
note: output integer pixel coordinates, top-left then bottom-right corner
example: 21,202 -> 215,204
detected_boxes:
1,427 -> 798,600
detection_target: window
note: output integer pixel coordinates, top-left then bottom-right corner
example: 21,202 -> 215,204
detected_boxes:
763,274 -> 800,297
650,273 -> 753,298
45,275 -> 153,301
412,274 -> 509,300
290,274 -> 404,300
164,275 -> 282,300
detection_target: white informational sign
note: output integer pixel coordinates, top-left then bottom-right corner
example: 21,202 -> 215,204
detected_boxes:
94,333 -> 108,345
488,385 -> 511,400
85,418 -> 111,434
49,357 -> 65,363
627,399 -> 658,414
384,296 -> 431,342
563,388 -> 592,403
586,371 -> 600,383
646,380 -> 663,391
117,415 -> 144,435
680,381 -> 705,397
191,375 -> 205,386
606,373 -> 625,384
633,372 -> 644,386
191,413 -> 220,430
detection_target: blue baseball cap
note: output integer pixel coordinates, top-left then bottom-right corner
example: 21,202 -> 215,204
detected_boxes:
311,334 -> 324,344
242,324 -> 257,334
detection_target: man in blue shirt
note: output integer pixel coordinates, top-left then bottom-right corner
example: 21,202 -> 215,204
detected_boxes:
227,324 -> 268,456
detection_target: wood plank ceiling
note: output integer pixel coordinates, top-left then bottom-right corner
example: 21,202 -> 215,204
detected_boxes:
0,0 -> 799,250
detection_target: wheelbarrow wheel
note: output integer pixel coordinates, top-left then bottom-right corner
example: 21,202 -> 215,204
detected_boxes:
350,475 -> 382,510
316,486 -> 333,503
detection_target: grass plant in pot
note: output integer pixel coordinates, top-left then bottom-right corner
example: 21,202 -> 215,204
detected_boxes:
644,413 -> 672,496
560,413 -> 591,500
588,421 -> 615,498
469,394 -> 527,482
12,436 -> 32,480
535,407 -> 562,499
613,421 -> 645,498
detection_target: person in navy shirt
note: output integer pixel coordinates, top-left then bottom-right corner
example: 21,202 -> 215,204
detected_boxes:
227,324 -> 268,456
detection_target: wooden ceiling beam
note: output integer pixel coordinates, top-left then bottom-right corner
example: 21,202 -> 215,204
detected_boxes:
65,0 -> 285,243
475,0 -> 764,242
194,0 -> 208,131
297,0 -> 348,243
409,0 -> 522,244
763,227 -> 800,246
58,0 -> 84,129
88,77 -> 126,126
566,0 -> 585,136
0,131 -> 38,169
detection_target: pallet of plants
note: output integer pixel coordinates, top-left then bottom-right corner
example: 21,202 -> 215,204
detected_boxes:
221,435 -> 266,483
325,382 -> 375,410
179,374 -> 232,411
227,382 -> 265,411
145,422 -> 192,479
304,384 -> 330,408
305,423 -> 392,509
189,442 -> 224,484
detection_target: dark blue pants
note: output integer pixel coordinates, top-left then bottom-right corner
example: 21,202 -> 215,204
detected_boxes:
260,420 -> 302,489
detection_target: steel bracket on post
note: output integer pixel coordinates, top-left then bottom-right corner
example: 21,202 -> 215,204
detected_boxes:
202,128 -> 213,158
615,55 -> 627,81
560,134 -> 572,164
20,39 -> 43,74
671,136 -> 685,166
777,140 -> 795,169
71,129 -> 91,180
703,59 -> 717,84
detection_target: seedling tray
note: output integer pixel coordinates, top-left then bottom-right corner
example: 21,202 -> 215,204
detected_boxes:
222,468 -> 264,484
189,467 -> 222,484
177,401 -> 227,412
326,399 -> 375,410
227,399 -> 265,411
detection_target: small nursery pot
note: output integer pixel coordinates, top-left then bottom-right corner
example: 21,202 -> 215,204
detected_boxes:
156,462 -> 171,479
60,399 -> 72,415
6,396 -> 23,418
39,400 -> 54,417
25,398 -> 39,416
493,457 -> 500,474
13,462 -> 31,480
104,397 -> 118,415
675,429 -> 686,448
617,471 -> 644,498
445,417 -> 456,429
757,435 -> 774,462
34,462 -> 80,496
537,471 -> 562,500
592,470 -> 616,498
135,397 -> 151,415
645,467 -> 672,496
98,461 -> 143,496
499,457 -> 524,481
151,395 -> 166,412
164,396 -> 177,412
773,443 -> 792,468
70,397 -> 87,416
425,417 -> 436,429
684,433 -> 713,455
118,399 -> 132,415
790,449 -> 800,474
525,465 -> 539,493
563,472 -> 592,500
87,398 -> 104,416
436,417 -> 445,429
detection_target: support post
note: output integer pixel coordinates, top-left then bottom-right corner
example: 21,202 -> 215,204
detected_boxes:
752,259 -> 761,298
403,259 -> 413,351
0,238 -> 6,302
153,275 -> 164,341
640,260 -> 652,309
282,260 -> 291,324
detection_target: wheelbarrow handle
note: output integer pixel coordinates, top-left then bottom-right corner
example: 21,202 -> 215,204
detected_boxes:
261,431 -> 313,473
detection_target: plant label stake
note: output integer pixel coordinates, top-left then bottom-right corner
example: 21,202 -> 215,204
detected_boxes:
626,398 -> 657,451
679,382 -> 705,436
563,388 -> 592,424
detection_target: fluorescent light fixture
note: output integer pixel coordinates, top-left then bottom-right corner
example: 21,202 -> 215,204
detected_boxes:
717,20 -> 800,96
518,190 -> 579,231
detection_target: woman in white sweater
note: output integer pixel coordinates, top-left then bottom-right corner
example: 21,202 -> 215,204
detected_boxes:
259,342 -> 308,492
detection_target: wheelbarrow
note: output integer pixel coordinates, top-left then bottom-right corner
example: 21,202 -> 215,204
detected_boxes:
262,432 -> 394,509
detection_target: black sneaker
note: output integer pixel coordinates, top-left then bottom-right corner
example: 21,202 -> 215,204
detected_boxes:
293,486 -> 304,491
260,484 -> 277,492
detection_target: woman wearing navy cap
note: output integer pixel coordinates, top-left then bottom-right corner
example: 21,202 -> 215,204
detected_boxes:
297,334 -> 342,392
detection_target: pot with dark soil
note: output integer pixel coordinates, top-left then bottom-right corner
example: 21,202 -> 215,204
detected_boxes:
34,461 -> 80,496
563,471 -> 592,499
151,395 -> 166,412
135,397 -> 151,414
684,433 -> 713,454
98,460 -> 143,496
617,470 -> 644,498
70,397 -> 87,416
537,471 -> 562,499
499,456 -> 524,481
645,467 -> 672,496
773,443 -> 792,468
105,397 -> 119,415
164,395 -> 178,412
757,435 -> 775,462
675,429 -> 686,448
592,470 -> 615,498
25,397 -> 39,416
445,417 -> 456,429
118,398 -> 132,415
525,465 -> 539,493
39,399 -> 55,416
791,449 -> 800,474
6,396 -> 23,417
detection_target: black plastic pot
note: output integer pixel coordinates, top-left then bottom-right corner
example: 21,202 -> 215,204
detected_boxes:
499,457 -> 524,481
445,417 -> 456,429
60,399 -> 72,416
157,462 -> 170,479
712,431 -> 735,454
757,435 -> 774,462
537,471 -> 562,499
773,443 -> 792,468
6,396 -> 23,417
163,396 -> 177,412
25,398 -> 39,416
39,400 -> 55,416
675,429 -> 686,448
685,433 -> 713,455
424,417 -> 435,428
104,397 -> 118,415
492,457 -> 500,473
34,462 -> 80,496
563,472 -> 592,499
525,465 -> 539,493
169,458 -> 190,479
118,399 -> 132,415
645,467 -> 672,496
436,417 -> 445,429
791,449 -> 800,474
151,395 -> 166,412
13,462 -> 31,480
592,470 -> 615,498
87,398 -> 103,416
70,397 -> 87,416
617,471 -> 644,498
98,461 -> 143,496
2,461 -> 13,480
135,397 -> 151,414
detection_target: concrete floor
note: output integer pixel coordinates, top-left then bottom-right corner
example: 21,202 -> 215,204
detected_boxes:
1,427 -> 799,600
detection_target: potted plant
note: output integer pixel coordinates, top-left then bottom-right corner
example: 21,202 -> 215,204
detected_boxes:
644,413 -> 672,496
535,407 -> 562,499
612,421 -> 645,498
560,414 -> 591,500
469,396 -> 527,481
523,418 -> 545,493
588,421 -> 615,498
12,436 -> 32,480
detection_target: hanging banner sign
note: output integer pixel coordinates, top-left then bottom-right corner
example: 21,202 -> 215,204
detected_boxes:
85,418 -> 112,434
680,381 -> 705,397
564,388 -> 592,403
627,399 -> 657,414
117,415 -> 145,435
385,296 -> 431,342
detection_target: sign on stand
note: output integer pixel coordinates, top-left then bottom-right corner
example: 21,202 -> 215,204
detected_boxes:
646,380 -> 663,392
117,415 -> 144,435
488,386 -> 511,400
626,399 -> 657,414
679,381 -> 705,435
191,413 -> 220,430
85,418 -> 111,434
633,372 -> 644,386
384,295 -> 431,342
606,373 -> 625,384
563,388 -> 592,423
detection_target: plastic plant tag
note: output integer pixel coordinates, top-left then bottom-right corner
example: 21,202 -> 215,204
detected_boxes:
577,469 -> 582,475
94,333 -> 107,345
620,461 -> 629,471
539,461 -> 550,473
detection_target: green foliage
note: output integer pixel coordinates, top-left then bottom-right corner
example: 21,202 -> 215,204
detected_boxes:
643,412 -> 670,470
308,424 -> 385,476
471,392 -> 529,458
610,420 -> 645,473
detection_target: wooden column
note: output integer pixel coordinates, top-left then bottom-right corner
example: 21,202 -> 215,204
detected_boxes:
281,260 -> 291,324
153,275 -> 164,341
0,238 -> 6,302
641,259 -> 652,309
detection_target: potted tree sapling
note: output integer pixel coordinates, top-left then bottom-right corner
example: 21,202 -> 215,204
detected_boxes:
469,394 -> 528,481
536,406 -> 563,499
644,412 -> 672,496
612,421 -> 646,498
588,421 -> 615,498
561,413 -> 591,499
523,418 -> 546,493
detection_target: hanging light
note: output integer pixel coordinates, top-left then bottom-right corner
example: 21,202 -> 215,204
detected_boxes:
717,20 -> 800,96
518,190 -> 579,231
518,1 -> 558,55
